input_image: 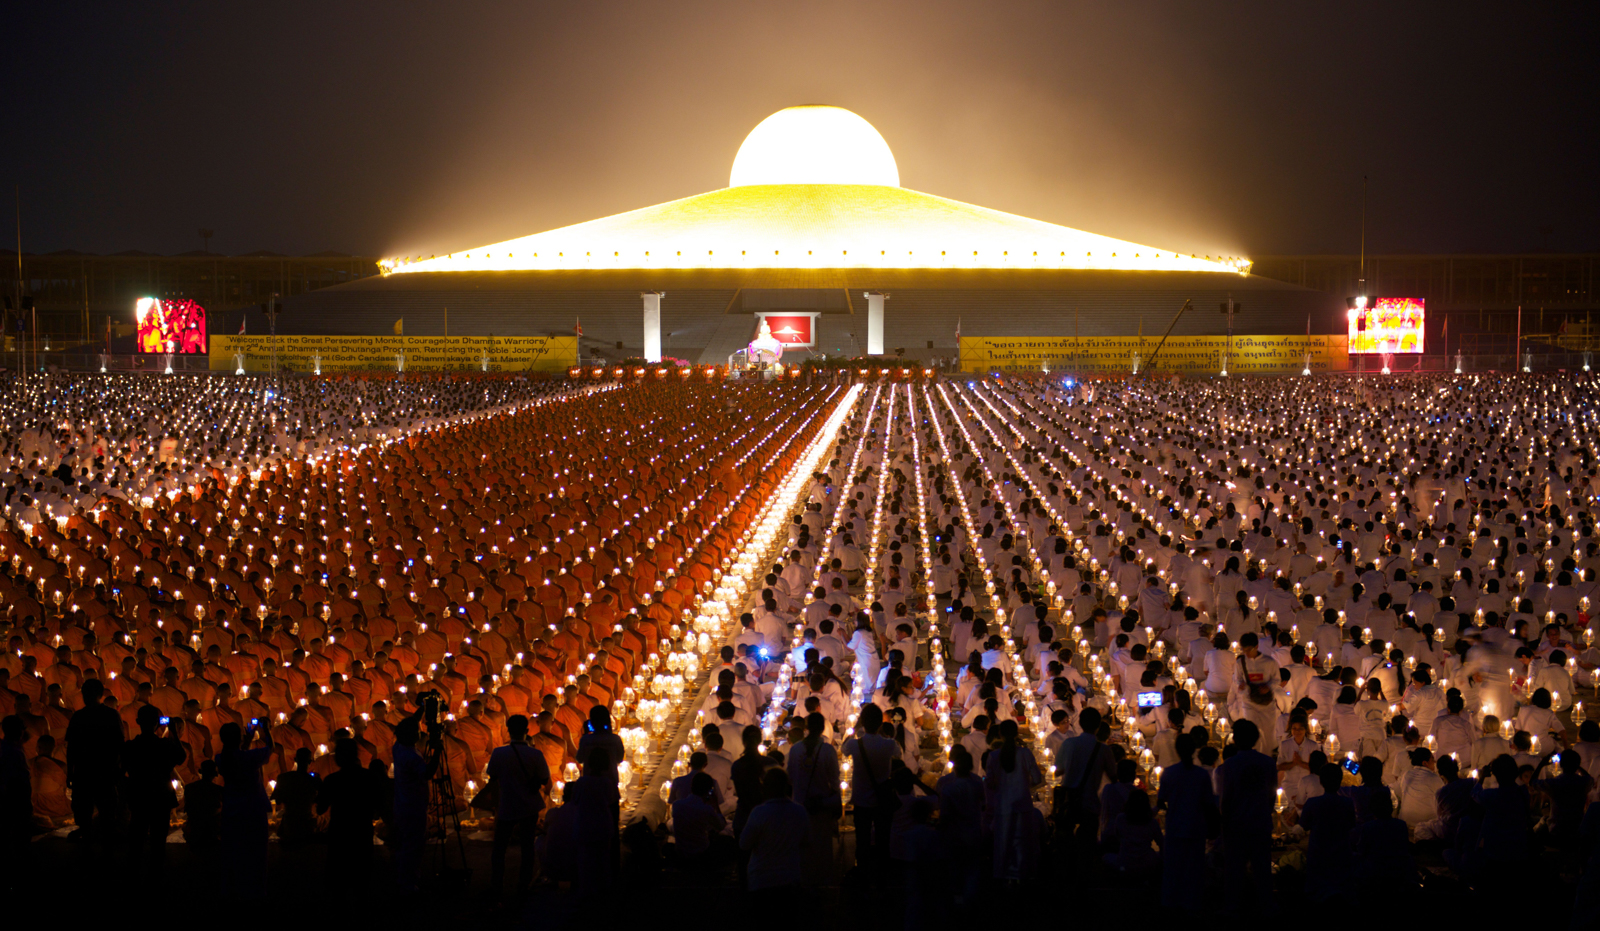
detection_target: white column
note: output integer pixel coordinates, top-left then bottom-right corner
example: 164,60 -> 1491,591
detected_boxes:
864,291 -> 888,355
641,291 -> 664,362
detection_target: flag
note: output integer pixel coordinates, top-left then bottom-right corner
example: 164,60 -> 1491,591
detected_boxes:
239,315 -> 246,335
955,316 -> 961,341
393,318 -> 403,336
575,318 -> 583,338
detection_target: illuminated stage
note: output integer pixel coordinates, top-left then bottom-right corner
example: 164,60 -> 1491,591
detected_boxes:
275,106 -> 1340,362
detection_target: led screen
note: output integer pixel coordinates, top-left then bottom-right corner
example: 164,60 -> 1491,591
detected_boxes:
1348,297 -> 1423,354
135,297 -> 208,353
760,314 -> 815,346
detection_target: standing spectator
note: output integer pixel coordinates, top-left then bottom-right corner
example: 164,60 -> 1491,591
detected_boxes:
485,714 -> 551,899
984,719 -> 1043,881
317,738 -> 382,897
1054,707 -> 1117,866
216,720 -> 274,895
1156,732 -> 1217,911
64,678 -> 122,841
271,747 -> 320,846
575,706 -> 625,779
1216,719 -> 1276,912
566,746 -> 621,897
1532,749 -> 1594,849
785,713 -> 840,886
390,712 -> 439,895
0,716 -> 31,892
1296,764 -> 1355,903
670,772 -> 727,873
182,759 -> 223,853
842,703 -> 898,874
935,745 -> 986,905
740,768 -> 808,894
122,705 -> 185,875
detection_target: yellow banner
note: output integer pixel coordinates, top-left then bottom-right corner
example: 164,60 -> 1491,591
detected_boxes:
209,335 -> 578,373
958,335 -> 1350,374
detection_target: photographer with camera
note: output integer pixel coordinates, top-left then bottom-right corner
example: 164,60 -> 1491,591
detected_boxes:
392,692 -> 444,895
576,706 -> 625,780
123,705 -> 186,874
217,716 -> 274,895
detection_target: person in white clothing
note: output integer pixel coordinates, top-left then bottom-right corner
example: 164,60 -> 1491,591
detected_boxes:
1427,691 -> 1477,763
846,614 -> 881,696
1395,747 -> 1445,827
1276,717 -> 1318,787
1201,633 -> 1234,703
1401,669 -> 1447,735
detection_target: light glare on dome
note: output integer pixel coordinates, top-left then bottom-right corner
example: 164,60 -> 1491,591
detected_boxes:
380,105 -> 1251,276
729,106 -> 899,188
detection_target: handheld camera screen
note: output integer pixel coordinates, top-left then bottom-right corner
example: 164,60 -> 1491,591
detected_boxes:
1136,690 -> 1163,709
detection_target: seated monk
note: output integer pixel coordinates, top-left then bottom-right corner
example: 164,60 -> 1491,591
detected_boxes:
363,701 -> 396,764
454,700 -> 496,765
531,711 -> 568,777
150,666 -> 189,718
30,734 -> 72,828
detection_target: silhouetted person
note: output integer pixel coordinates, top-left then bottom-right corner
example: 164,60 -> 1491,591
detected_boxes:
486,714 -> 551,899
740,767 -> 808,895
730,723 -> 770,843
575,705 -> 624,783
122,704 -> 184,871
0,716 -> 31,892
317,737 -> 380,897
1216,718 -> 1276,913
182,759 -> 223,853
1350,788 -> 1415,894
565,746 -> 620,897
272,746 -> 319,845
1053,706 -> 1116,867
1155,732 -> 1216,911
64,678 -> 123,841
1297,763 -> 1355,903
391,711 -> 440,895
671,771 -> 727,873
216,719 -> 274,895
843,702 -> 899,873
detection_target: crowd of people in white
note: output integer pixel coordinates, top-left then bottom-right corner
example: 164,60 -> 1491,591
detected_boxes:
696,373 -> 1599,921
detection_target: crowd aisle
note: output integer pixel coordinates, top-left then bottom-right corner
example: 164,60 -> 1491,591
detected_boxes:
2,371 -> 1599,928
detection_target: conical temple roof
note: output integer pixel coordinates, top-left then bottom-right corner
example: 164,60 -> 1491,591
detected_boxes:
383,183 -> 1247,277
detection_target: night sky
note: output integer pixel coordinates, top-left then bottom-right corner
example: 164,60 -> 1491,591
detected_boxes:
4,2 -> 1595,259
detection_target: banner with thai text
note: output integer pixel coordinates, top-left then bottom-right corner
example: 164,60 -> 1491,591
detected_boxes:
958,335 -> 1350,373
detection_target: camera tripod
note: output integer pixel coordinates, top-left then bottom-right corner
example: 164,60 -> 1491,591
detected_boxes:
424,728 -> 471,891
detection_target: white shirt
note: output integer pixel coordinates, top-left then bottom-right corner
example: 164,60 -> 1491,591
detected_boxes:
1397,767 -> 1445,825
1202,648 -> 1233,693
